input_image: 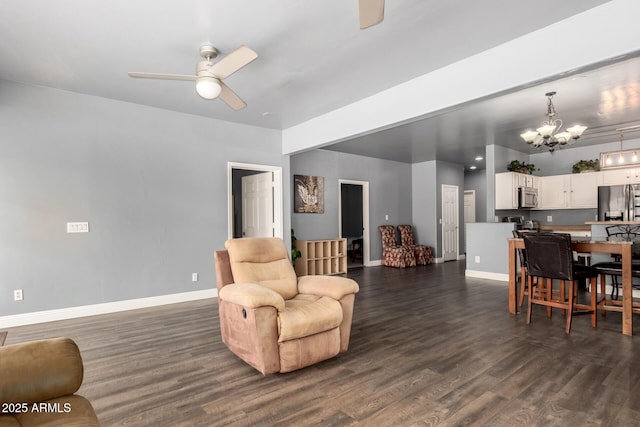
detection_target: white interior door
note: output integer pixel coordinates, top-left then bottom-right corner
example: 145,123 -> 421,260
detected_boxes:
241,172 -> 273,237
464,190 -> 476,223
442,184 -> 459,261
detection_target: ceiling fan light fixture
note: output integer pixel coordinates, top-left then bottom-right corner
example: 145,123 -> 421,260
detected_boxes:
195,76 -> 222,99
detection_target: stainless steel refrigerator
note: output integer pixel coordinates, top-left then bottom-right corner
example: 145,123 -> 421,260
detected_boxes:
597,184 -> 640,221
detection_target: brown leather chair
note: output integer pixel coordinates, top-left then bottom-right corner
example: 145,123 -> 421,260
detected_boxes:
214,237 -> 359,375
0,338 -> 99,426
523,233 -> 598,334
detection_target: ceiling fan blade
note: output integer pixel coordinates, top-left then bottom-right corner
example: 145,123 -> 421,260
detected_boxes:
218,82 -> 247,110
209,46 -> 258,80
359,0 -> 385,29
128,72 -> 196,81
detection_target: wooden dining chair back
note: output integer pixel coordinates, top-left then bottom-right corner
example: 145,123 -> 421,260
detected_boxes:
513,230 -> 531,307
523,233 -> 598,334
598,224 -> 640,298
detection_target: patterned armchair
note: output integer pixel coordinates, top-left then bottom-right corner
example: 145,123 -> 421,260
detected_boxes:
397,225 -> 433,265
378,225 -> 416,268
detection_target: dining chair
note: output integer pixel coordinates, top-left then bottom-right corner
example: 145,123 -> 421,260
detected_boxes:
592,224 -> 640,299
512,229 -> 533,308
523,232 -> 599,334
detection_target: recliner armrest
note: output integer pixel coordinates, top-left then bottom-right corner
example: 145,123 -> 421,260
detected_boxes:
0,338 -> 83,404
218,283 -> 286,312
297,275 -> 359,300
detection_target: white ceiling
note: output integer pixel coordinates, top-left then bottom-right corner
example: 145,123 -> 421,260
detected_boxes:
2,0 -> 638,168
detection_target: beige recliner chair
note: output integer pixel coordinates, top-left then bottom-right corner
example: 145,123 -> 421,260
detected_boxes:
0,337 -> 99,426
214,237 -> 359,375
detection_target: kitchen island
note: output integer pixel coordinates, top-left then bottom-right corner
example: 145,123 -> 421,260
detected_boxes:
465,222 -> 516,281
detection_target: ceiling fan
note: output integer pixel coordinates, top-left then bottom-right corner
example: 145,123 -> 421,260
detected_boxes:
128,45 -> 258,110
359,0 -> 385,29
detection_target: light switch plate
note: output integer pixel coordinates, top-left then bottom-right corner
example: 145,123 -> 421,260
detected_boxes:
67,222 -> 89,233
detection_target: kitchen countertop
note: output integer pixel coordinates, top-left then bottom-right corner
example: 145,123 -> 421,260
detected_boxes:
540,224 -> 590,231
585,221 -> 640,225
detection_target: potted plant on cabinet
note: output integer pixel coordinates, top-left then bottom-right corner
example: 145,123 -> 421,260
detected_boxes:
572,159 -> 600,173
507,160 -> 537,175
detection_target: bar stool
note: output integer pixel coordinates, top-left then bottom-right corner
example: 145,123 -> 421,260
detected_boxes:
523,233 -> 599,334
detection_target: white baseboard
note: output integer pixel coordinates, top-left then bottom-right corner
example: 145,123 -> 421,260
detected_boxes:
366,260 -> 383,267
0,289 -> 218,329
465,270 -> 509,282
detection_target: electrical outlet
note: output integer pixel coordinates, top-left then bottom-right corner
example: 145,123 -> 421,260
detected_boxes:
14,289 -> 23,301
547,216 -> 553,222
474,256 -> 480,263
385,214 -> 389,221
192,273 -> 198,282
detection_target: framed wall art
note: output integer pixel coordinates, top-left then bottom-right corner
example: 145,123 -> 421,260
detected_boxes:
294,175 -> 324,213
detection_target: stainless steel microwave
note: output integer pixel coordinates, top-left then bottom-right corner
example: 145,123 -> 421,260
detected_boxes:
518,187 -> 538,209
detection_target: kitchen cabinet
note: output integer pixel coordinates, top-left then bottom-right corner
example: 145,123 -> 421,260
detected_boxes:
538,172 -> 600,209
495,172 -> 539,210
601,168 -> 640,185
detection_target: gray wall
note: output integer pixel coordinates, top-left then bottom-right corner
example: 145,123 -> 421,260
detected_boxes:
412,161 -> 437,256
0,80 -> 289,317
465,222 -> 515,275
290,149 -> 413,261
530,137 -> 640,176
412,160 -> 464,259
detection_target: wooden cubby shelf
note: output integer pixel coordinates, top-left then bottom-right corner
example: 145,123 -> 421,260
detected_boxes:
294,238 -> 347,276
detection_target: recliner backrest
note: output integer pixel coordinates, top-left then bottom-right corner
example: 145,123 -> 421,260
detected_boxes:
225,237 -> 298,300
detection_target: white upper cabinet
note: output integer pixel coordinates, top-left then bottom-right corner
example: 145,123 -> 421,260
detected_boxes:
538,175 -> 570,209
495,172 -> 538,209
538,172 -> 601,209
601,168 -> 640,185
570,172 -> 601,208
495,172 -> 519,210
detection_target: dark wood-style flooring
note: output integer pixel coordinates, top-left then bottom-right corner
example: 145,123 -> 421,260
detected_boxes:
5,261 -> 640,426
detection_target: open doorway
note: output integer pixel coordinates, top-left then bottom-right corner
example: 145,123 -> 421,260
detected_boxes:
339,179 -> 370,268
227,162 -> 283,240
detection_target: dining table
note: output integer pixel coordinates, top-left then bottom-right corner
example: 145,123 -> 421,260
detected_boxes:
508,237 -> 636,336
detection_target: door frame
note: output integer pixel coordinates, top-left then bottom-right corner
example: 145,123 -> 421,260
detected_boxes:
441,184 -> 460,261
227,162 -> 283,240
463,190 -> 476,223
338,179 -> 370,266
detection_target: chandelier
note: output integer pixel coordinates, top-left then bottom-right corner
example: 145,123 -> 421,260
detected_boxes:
520,91 -> 587,152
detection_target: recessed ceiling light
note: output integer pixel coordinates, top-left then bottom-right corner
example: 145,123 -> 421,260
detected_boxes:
469,165 -> 477,170
475,156 -> 483,161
